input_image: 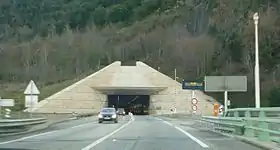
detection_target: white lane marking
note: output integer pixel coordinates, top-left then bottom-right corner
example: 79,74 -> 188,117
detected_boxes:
0,130 -> 58,145
81,118 -> 135,150
174,126 -> 209,148
0,121 -> 95,145
70,122 -> 92,129
163,120 -> 173,126
69,117 -> 78,120
160,119 -> 209,148
154,118 -> 162,121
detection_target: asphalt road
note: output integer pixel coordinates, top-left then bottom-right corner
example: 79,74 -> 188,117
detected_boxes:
0,116 -> 263,150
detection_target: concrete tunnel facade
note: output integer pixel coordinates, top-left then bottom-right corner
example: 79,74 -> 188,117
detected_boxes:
25,61 -> 216,115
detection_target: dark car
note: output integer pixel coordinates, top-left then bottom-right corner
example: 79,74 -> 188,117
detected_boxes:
117,108 -> 126,116
98,107 -> 118,123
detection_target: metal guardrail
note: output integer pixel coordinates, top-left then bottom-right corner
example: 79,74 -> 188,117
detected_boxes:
76,112 -> 97,118
0,117 -> 47,135
201,107 -> 280,145
201,116 -> 245,135
225,107 -> 280,117
0,112 -> 44,119
0,112 -> 97,136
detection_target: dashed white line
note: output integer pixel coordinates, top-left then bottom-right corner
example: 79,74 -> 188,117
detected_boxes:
81,118 -> 135,150
70,122 -> 93,129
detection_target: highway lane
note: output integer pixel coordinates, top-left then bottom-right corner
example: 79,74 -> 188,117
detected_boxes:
0,116 -> 100,142
0,116 -> 130,150
91,116 -> 208,150
0,116 -> 263,150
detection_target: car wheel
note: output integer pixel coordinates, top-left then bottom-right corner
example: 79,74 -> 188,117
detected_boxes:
98,121 -> 102,123
114,120 -> 118,123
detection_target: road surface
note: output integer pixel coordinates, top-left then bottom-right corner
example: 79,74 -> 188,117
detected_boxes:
0,116 -> 263,150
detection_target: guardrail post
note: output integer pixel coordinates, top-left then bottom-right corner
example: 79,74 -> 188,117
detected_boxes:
244,110 -> 254,137
258,111 -> 269,141
234,111 -> 239,117
231,111 -> 242,135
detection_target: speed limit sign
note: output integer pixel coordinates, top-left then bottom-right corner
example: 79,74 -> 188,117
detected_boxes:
191,98 -> 198,105
192,105 -> 197,111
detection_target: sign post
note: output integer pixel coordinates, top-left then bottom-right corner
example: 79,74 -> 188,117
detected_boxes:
24,80 -> 40,118
224,91 -> 228,112
204,76 -> 247,113
0,97 -> 1,118
182,80 -> 204,114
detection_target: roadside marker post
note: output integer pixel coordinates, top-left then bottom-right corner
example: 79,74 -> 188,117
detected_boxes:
24,80 -> 40,118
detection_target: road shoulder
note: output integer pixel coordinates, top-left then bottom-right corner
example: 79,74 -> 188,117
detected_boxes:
155,116 -> 265,150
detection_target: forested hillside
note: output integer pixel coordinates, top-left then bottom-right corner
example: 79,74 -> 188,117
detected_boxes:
0,0 -> 280,110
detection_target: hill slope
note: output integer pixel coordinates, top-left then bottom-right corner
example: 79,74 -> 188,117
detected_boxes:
1,0 -> 280,110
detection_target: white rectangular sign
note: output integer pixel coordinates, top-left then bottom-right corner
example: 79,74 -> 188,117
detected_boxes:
0,99 -> 14,107
227,100 -> 231,106
204,76 -> 247,92
25,95 -> 38,108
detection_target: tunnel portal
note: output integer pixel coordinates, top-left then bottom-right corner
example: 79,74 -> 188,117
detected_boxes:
107,95 -> 150,115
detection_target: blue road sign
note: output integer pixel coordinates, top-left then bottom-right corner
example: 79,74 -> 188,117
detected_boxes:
182,80 -> 204,90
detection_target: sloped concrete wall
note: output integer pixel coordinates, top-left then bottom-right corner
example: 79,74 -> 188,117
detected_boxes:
28,60 -> 216,115
26,61 -> 122,113
136,61 -> 215,115
110,66 -> 154,87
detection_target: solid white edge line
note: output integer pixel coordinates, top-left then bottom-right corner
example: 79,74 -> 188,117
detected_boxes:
81,118 -> 135,150
163,120 -> 173,126
0,130 -> 58,145
158,118 -> 209,148
0,121 -> 95,145
154,118 -> 162,121
174,126 -> 209,148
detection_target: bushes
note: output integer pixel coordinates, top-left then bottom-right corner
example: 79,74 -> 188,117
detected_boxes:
268,87 -> 280,107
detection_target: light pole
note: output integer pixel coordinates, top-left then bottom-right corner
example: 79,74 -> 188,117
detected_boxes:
173,68 -> 178,113
117,96 -> 119,108
174,68 -> 177,81
253,12 -> 261,108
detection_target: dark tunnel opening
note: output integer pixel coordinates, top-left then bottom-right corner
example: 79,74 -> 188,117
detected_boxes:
107,95 -> 150,115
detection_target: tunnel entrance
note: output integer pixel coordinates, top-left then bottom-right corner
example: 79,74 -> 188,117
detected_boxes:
107,95 -> 150,115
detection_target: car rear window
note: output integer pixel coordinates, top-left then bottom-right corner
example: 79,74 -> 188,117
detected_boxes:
101,108 -> 115,112
118,108 -> 124,112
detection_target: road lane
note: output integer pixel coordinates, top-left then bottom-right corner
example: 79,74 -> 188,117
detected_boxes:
0,118 -> 130,150
90,116 -> 208,150
0,115 -> 264,150
0,116 -> 98,142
